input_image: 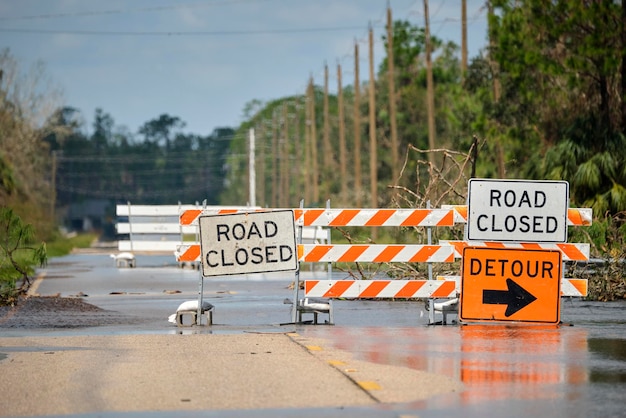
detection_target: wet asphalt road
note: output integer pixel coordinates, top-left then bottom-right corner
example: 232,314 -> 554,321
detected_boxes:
2,252 -> 626,417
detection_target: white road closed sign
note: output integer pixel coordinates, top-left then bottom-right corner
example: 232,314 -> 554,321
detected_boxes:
198,210 -> 297,277
467,179 -> 569,243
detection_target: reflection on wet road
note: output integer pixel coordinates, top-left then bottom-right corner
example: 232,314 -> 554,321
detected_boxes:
301,302 -> 626,417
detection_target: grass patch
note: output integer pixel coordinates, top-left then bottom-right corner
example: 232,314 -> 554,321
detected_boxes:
46,232 -> 98,258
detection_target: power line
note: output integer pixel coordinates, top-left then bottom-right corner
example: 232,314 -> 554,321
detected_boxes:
0,0 -> 272,21
0,25 -> 376,37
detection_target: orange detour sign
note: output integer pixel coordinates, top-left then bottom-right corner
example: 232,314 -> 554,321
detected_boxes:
459,247 -> 562,324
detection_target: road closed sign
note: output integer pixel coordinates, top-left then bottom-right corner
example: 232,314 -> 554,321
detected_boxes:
198,210 -> 297,277
459,247 -> 562,324
467,179 -> 569,242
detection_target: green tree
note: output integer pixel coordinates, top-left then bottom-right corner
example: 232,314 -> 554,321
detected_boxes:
0,206 -> 47,305
490,0 -> 626,214
0,48 -> 64,239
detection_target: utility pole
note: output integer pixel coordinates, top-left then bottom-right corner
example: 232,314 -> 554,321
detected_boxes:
248,129 -> 256,207
353,40 -> 363,207
309,76 -> 319,204
387,6 -> 399,184
424,0 -> 436,167
257,123 -> 266,206
271,110 -> 279,208
337,62 -> 348,205
293,102 -> 302,204
281,103 -> 289,207
50,150 -> 57,221
369,24 -> 378,241
323,63 -> 332,173
368,25 -> 377,206
461,0 -> 468,84
488,1 -> 505,178
304,84 -> 311,204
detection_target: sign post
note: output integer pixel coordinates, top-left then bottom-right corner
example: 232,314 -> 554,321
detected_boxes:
459,247 -> 562,324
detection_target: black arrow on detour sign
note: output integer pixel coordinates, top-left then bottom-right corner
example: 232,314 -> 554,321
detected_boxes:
482,278 -> 537,317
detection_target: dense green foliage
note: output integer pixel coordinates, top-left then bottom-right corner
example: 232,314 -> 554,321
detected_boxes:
0,207 -> 47,304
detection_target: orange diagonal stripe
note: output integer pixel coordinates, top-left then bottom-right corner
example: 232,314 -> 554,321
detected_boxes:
180,209 -> 201,225
359,281 -> 390,298
455,205 -> 468,220
303,245 -> 333,262
373,245 -> 404,262
430,281 -> 456,298
568,279 -> 588,296
450,241 -> 468,254
329,209 -> 360,226
437,210 -> 454,226
179,245 -> 201,261
298,244 -> 304,260
408,245 -> 440,262
364,210 -> 394,226
568,209 -> 583,225
394,281 -> 426,298
303,209 -> 324,226
338,245 -> 369,262
556,243 -> 587,261
325,281 -> 354,298
305,280 -> 319,294
521,243 -> 542,250
400,210 -> 428,226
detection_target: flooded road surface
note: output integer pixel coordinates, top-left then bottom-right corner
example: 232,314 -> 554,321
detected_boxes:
302,314 -> 626,418
3,253 -> 626,417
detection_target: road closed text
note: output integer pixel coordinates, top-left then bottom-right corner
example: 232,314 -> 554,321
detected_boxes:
198,211 -> 297,276
206,246 -> 293,267
467,179 -> 568,242
475,189 -> 558,234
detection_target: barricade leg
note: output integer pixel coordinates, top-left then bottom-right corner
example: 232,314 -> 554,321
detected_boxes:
297,298 -> 333,325
176,311 -> 197,327
176,307 -> 213,327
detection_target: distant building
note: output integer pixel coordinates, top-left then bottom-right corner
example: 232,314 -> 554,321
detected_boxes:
65,198 -> 114,236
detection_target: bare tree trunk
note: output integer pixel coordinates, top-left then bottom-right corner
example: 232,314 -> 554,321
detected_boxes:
354,41 -> 363,207
258,124 -> 266,206
369,26 -> 378,240
338,63 -> 348,205
622,0 -> 626,135
488,1 -> 506,178
309,77 -> 319,204
271,111 -> 278,208
304,82 -> 311,204
387,7 -> 399,185
323,64 -> 333,173
461,0 -> 468,84
281,103 -> 289,206
424,0 -> 436,167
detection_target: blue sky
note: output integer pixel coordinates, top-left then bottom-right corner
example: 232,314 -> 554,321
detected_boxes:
1,0 -> 488,137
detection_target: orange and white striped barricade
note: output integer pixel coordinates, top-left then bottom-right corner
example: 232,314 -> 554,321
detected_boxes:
179,207 -> 455,227
440,240 -> 591,262
437,275 -> 588,298
442,205 -> 593,227
292,208 -> 458,324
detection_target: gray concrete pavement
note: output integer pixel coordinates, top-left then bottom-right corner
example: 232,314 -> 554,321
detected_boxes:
0,331 -> 460,416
